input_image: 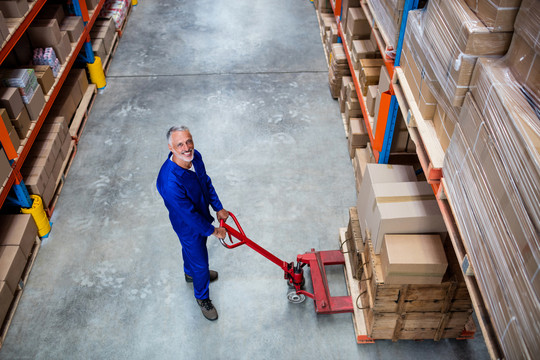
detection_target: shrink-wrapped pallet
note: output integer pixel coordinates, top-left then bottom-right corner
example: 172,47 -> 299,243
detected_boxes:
444,59 -> 540,358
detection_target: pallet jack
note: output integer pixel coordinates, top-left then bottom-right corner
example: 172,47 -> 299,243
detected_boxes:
220,212 -> 354,314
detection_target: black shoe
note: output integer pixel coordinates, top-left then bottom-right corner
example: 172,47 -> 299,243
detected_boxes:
197,298 -> 218,321
185,270 -> 218,283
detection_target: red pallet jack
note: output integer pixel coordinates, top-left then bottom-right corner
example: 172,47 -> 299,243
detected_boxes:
220,212 -> 353,314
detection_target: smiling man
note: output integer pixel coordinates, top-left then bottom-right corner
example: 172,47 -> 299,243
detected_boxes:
156,126 -> 229,321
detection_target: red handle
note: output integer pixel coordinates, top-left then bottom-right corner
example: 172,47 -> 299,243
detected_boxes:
219,212 -> 247,249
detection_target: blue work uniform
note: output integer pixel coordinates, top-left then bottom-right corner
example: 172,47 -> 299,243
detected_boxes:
156,149 -> 223,300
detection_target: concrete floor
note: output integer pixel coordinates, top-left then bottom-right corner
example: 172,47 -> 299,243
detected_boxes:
2,1 -> 490,359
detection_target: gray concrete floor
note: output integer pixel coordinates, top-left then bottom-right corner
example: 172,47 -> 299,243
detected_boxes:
1,1 -> 490,359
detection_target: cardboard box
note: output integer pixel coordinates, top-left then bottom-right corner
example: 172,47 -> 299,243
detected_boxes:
463,0 -> 520,32
0,246 -> 26,294
37,4 -> 66,25
60,16 -> 84,43
34,65 -> 55,95
364,181 -> 447,253
349,118 -> 368,146
352,147 -> 373,191
357,164 -> 417,241
24,86 -> 45,121
0,108 -> 13,133
41,116 -> 68,139
50,91 -> 76,123
59,132 -> 71,160
42,169 -> 57,206
85,0 -> 101,10
381,234 -> 448,284
61,81 -> 82,108
433,104 -> 455,152
0,281 -> 13,324
0,0 -> 28,18
347,7 -> 370,38
92,38 -> 106,60
8,128 -> 19,150
378,65 -> 391,93
52,31 -> 72,64
0,87 -> 24,119
0,214 -> 37,258
27,18 -> 62,48
0,149 -> 11,183
366,85 -> 378,116
359,67 -> 380,95
69,68 -> 89,96
0,11 -> 9,39
23,169 -> 49,196
12,107 -> 30,139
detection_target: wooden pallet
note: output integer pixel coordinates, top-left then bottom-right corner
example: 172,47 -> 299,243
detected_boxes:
45,140 -> 77,217
0,237 -> 41,350
70,84 -> 98,141
340,228 -> 375,344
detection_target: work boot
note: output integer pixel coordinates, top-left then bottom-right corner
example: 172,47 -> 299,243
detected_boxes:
197,298 -> 218,321
185,270 -> 218,283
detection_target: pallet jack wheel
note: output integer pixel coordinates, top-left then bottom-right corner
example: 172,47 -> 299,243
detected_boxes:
287,290 -> 306,304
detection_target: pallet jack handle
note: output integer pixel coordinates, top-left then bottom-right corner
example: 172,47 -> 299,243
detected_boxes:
219,212 -> 290,271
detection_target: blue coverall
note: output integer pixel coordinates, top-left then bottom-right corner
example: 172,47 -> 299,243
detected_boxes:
156,149 -> 223,300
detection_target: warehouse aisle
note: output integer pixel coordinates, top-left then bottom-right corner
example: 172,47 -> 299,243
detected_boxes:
2,1 -> 489,359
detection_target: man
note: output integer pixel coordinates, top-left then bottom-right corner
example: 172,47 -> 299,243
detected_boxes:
156,126 -> 229,321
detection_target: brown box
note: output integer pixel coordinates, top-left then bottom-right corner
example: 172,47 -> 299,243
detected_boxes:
0,246 -> 26,294
50,91 -> 76,123
0,148 -> 11,183
381,234 -> 448,285
34,65 -> 55,95
69,68 -> 89,96
11,107 -> 30,139
464,0 -> 520,32
42,116 -> 68,139
91,25 -> 115,54
0,281 -> 13,325
27,18 -> 62,48
0,214 -> 37,258
23,168 -> 49,196
37,4 -> 66,25
60,16 -> 84,43
364,181 -> 447,254
0,0 -> 28,18
433,104 -> 455,152
85,0 -> 101,10
8,128 -> 19,150
24,86 -> 45,121
0,10 -> 9,39
59,133 -> 71,160
359,67 -> 380,95
61,81 -> 82,108
366,85 -> 378,117
347,7 -> 370,38
352,147 -> 373,192
349,118 -> 368,149
0,87 -> 24,119
92,38 -> 107,60
0,108 -> 13,133
357,164 -> 417,242
52,31 -> 72,64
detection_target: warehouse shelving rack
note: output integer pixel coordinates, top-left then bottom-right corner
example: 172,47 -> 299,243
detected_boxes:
0,0 -> 105,210
323,1 -> 502,358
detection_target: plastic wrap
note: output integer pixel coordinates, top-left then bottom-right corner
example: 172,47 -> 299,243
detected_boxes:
444,59 -> 540,358
463,0 -> 521,31
505,0 -> 540,106
369,0 -> 404,49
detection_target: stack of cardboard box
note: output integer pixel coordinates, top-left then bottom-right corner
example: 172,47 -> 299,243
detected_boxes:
90,18 -> 117,61
21,115 -> 71,208
0,214 -> 38,327
328,43 -> 350,99
49,68 -> 89,126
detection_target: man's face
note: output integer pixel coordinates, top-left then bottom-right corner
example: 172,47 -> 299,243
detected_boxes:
168,130 -> 195,162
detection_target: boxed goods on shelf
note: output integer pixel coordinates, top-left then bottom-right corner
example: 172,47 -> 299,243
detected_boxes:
340,0 -> 361,30
0,87 -> 24,120
444,56 -> 539,357
345,7 -> 370,46
0,0 -> 28,19
100,0 -> 130,29
60,16 -> 84,43
314,0 -> 333,14
0,246 -> 26,295
339,76 -> 353,113
348,118 -> 368,158
368,0 -> 405,50
328,43 -> 351,98
352,146 -> 374,192
463,0 -> 521,32
505,0 -> 539,106
91,18 -> 116,54
33,65 -> 55,95
0,12 -> 9,43
0,149 -> 10,184
0,282 -> 12,327
366,85 -> 378,116
0,214 -> 38,258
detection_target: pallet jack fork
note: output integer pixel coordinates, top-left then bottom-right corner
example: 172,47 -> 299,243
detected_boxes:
219,212 -> 353,315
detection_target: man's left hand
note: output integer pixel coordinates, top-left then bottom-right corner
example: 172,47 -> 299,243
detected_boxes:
217,209 -> 229,223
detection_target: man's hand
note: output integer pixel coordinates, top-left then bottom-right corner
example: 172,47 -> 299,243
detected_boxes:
212,227 -> 227,239
216,209 -> 229,223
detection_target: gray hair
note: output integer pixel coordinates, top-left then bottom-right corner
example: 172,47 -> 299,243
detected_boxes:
167,126 -> 190,144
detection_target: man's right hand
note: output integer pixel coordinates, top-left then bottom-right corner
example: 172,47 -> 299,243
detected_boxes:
212,227 -> 227,239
